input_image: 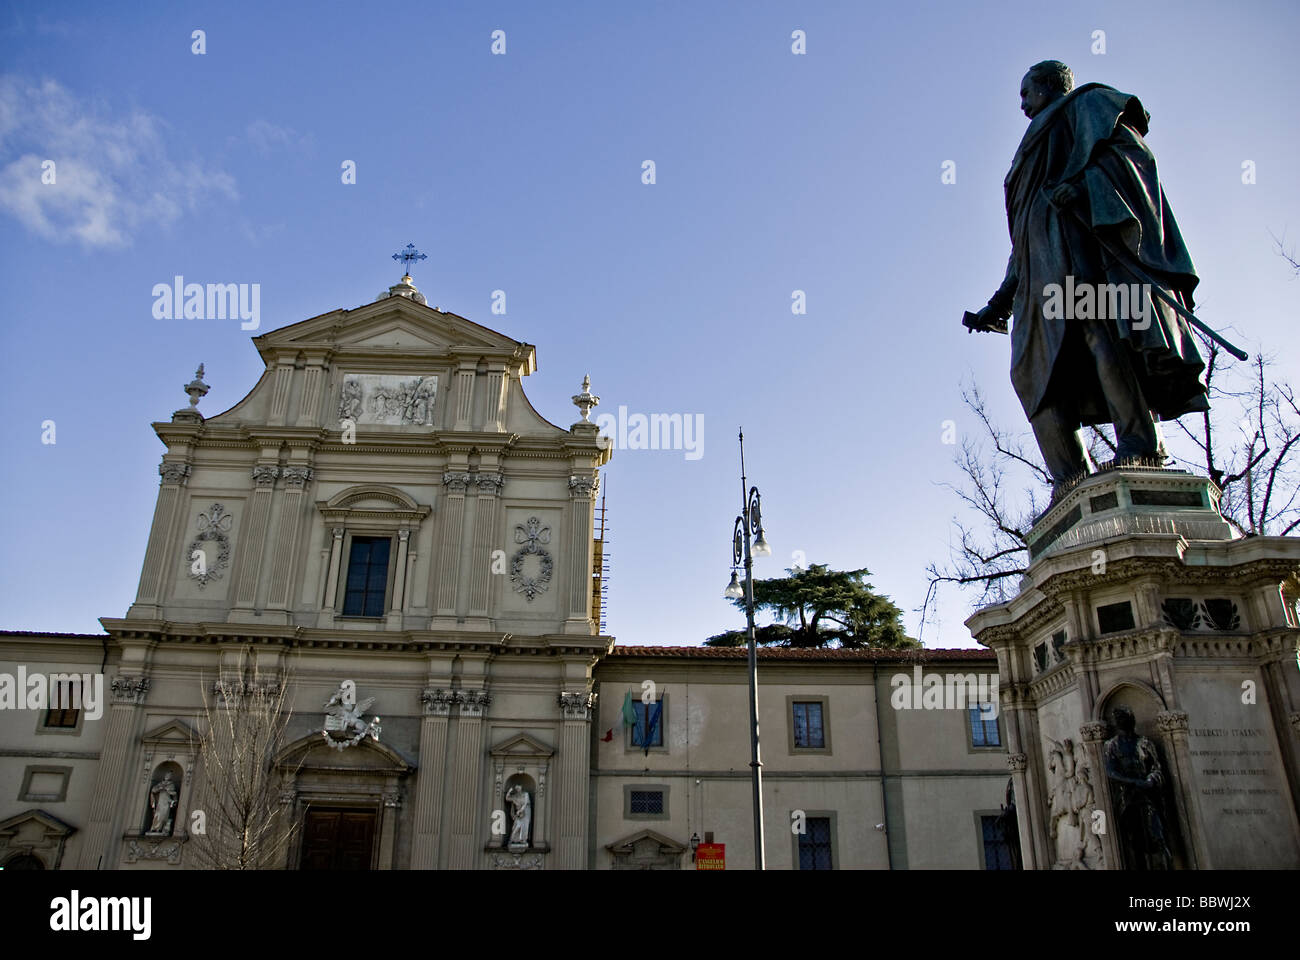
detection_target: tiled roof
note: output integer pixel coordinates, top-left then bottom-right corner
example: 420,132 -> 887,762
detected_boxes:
607,645 -> 993,661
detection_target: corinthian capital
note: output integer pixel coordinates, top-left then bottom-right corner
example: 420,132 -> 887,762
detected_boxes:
558,691 -> 597,720
442,471 -> 473,493
159,462 -> 191,485
569,475 -> 599,499
251,465 -> 280,487
281,466 -> 314,488
110,674 -> 151,705
1079,721 -> 1109,743
1156,710 -> 1190,735
1006,752 -> 1028,772
476,473 -> 505,496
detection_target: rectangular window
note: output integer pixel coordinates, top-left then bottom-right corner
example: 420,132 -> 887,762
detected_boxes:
630,700 -> 664,747
629,789 -> 664,815
968,705 -> 1000,747
1097,600 -> 1135,634
798,817 -> 832,870
981,815 -> 1015,870
342,536 -> 391,617
43,679 -> 81,728
792,701 -> 825,748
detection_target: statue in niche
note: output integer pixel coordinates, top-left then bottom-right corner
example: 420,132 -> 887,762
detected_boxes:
505,784 -> 532,849
147,770 -> 179,836
1103,706 -> 1174,870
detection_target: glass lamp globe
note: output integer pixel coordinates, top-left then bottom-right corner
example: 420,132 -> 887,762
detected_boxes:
724,571 -> 744,599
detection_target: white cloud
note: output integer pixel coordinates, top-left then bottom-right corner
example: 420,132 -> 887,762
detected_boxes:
245,118 -> 311,155
0,76 -> 238,248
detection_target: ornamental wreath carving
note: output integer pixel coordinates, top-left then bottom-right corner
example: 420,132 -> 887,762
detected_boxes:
187,504 -> 233,588
511,516 -> 553,601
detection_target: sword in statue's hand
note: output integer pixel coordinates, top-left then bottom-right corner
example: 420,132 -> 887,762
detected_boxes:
1045,184 -> 1249,361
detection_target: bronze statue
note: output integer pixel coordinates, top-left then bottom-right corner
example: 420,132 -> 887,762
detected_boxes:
966,61 -> 1212,493
1102,706 -> 1174,870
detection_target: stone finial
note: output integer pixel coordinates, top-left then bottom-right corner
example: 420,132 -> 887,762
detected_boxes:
571,375 -> 599,422
172,364 -> 210,423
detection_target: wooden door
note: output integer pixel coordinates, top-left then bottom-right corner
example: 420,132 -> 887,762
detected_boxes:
300,807 -> 377,870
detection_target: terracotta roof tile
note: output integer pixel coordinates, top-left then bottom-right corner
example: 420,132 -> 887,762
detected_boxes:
607,645 -> 992,661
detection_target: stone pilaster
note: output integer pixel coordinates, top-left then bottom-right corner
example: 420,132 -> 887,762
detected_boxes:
566,476 -> 598,630
555,691 -> 596,869
317,526 -> 345,625
411,687 -> 454,869
434,472 -> 471,617
1006,752 -> 1038,871
446,690 -> 491,868
268,359 -> 295,426
77,675 -> 151,867
1156,709 -> 1206,869
453,363 -> 476,431
467,474 -> 504,617
1078,721 -> 1119,870
294,358 -> 327,427
485,364 -> 508,431
378,790 -> 401,870
131,461 -> 191,613
231,463 -> 278,611
266,466 -> 313,612
387,527 -> 411,627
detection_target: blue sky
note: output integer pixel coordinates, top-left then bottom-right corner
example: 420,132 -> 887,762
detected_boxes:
1,0 -> 1297,647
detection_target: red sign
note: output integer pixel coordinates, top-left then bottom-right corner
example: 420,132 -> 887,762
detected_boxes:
695,842 -> 725,870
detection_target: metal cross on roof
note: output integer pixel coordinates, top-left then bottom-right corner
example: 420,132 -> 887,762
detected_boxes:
392,243 -> 428,276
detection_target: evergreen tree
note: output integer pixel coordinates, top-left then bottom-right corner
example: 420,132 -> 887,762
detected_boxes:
705,563 -> 917,649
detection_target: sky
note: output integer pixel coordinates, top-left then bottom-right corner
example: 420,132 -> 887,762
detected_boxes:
1,0 -> 1297,648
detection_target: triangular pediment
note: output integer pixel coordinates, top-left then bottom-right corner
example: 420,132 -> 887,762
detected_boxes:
0,808 -> 75,838
255,295 -> 534,371
140,718 -> 197,746
606,829 -> 685,855
489,732 -> 555,759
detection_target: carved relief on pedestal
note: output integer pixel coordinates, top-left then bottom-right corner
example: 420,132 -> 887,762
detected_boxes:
1045,738 -> 1104,869
124,838 -> 183,865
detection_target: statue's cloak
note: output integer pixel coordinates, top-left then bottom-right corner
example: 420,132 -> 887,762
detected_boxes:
1003,82 -> 1209,424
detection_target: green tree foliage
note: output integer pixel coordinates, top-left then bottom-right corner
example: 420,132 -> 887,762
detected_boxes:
705,563 -> 917,649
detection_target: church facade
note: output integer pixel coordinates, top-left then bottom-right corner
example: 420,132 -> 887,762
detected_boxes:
0,274 -> 1011,870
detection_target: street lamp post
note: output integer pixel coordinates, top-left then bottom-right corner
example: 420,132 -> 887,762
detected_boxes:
724,429 -> 771,869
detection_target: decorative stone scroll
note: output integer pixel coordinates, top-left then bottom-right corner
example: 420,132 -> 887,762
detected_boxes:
187,503 -> 233,588
511,516 -> 553,601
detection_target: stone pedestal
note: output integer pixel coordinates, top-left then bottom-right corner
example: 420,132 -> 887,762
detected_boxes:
968,468 -> 1300,869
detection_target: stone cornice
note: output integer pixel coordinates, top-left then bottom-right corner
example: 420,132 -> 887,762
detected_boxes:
98,621 -> 613,657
